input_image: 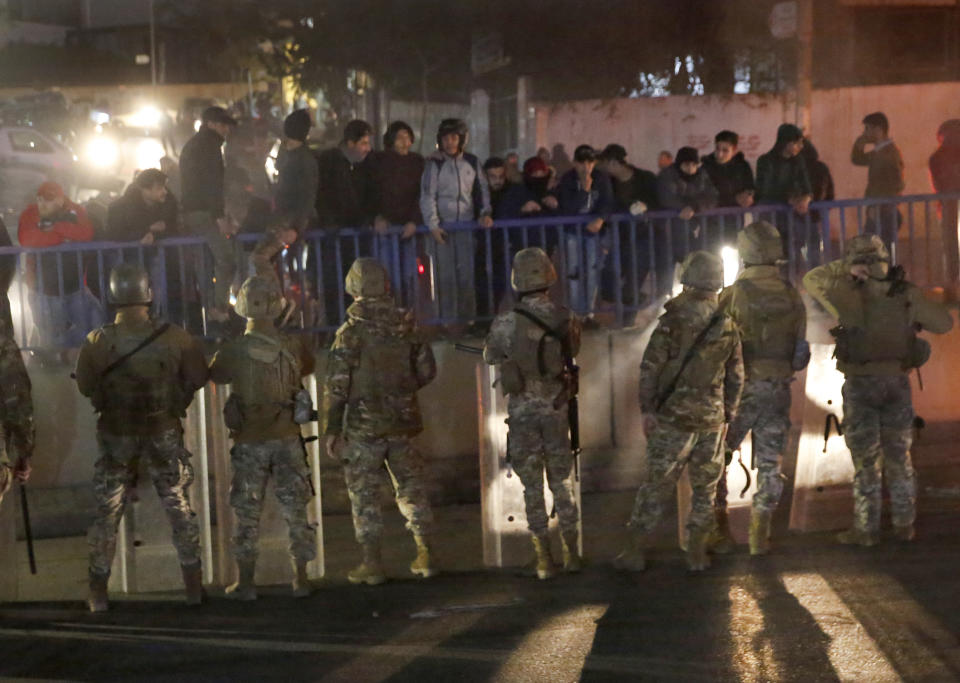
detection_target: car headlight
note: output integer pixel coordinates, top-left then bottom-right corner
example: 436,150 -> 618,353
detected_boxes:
135,139 -> 166,171
86,137 -> 119,169
130,106 -> 161,129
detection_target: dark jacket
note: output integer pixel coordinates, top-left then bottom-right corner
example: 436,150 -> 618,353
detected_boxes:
701,152 -> 754,207
496,180 -> 558,220
801,141 -> 835,203
852,139 -> 905,198
275,143 -> 319,229
556,168 -> 615,219
179,126 -> 225,217
755,148 -> 812,205
364,149 -> 424,225
610,165 -> 660,212
316,146 -> 371,230
106,185 -> 180,243
656,165 -> 718,212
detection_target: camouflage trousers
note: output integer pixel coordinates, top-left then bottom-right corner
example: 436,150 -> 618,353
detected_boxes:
842,374 -> 915,533
341,436 -> 434,546
507,402 -> 579,537
629,422 -> 724,535
230,437 -> 317,563
719,378 -> 792,513
87,428 -> 200,576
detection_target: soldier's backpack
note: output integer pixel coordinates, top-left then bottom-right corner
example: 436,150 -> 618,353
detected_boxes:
735,279 -> 804,364
225,331 -> 301,432
99,323 -> 183,421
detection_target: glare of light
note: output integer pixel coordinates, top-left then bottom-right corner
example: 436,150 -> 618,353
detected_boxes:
264,139 -> 280,180
130,106 -> 161,129
86,136 -> 119,169
417,259 -> 425,275
193,119 -> 201,132
91,110 -> 110,125
134,138 -> 165,171
229,292 -> 237,307
721,246 -> 740,287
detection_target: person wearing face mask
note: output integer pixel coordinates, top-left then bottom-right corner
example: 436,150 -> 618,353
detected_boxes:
804,235 -> 953,547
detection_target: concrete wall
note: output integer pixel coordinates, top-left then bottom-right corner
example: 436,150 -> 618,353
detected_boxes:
534,93 -> 795,172
534,83 -> 960,200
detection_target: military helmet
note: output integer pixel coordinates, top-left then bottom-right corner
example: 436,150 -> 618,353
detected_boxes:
737,220 -> 784,265
680,250 -> 724,291
345,257 -> 390,299
844,233 -> 890,264
511,247 -> 557,293
235,275 -> 284,319
109,263 -> 152,305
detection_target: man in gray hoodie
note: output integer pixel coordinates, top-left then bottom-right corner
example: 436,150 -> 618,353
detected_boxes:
419,119 -> 493,325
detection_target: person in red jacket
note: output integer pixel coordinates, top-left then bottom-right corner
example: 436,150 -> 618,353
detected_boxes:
18,181 -> 104,351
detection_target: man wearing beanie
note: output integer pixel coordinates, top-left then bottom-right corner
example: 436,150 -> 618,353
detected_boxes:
275,109 -> 318,234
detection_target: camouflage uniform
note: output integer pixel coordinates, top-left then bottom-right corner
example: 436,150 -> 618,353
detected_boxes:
75,314 -> 208,576
483,294 -> 582,539
0,330 -> 34,507
804,237 -> 952,542
322,261 -> 437,581
719,262 -> 806,515
209,323 -> 316,566
624,251 -> 743,571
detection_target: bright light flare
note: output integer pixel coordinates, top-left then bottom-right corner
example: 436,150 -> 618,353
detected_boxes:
721,246 -> 740,287
130,106 -> 162,129
86,136 -> 119,169
134,138 -> 165,171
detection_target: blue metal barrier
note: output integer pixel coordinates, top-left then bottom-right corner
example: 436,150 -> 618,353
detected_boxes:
2,192 -> 959,351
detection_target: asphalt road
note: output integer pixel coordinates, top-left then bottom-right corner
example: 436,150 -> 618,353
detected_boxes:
3,490 -> 960,682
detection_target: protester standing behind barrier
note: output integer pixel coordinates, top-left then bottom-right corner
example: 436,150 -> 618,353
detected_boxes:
0,318 -> 33,509
756,124 -> 813,267
208,270 -> 317,601
275,109 -> 319,235
556,145 -> 614,324
852,112 -> 905,250
804,235 -> 953,547
75,263 -> 208,612
711,222 -> 807,556
18,181 -> 104,354
615,251 -> 743,573
321,258 -> 438,585
928,119 -> 960,296
179,106 -> 239,328
484,248 -> 582,579
419,118 -> 493,329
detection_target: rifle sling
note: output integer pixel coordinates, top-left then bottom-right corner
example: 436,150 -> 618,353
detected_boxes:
655,313 -> 723,412
514,306 -> 574,373
101,323 -> 170,378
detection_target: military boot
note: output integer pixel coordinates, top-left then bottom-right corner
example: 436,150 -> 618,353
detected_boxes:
291,559 -> 312,598
87,571 -> 109,613
686,527 -> 711,572
225,560 -> 257,601
182,562 -> 204,606
613,530 -> 647,572
348,544 -> 386,585
837,528 -> 880,547
707,508 -> 736,555
749,509 -> 773,556
532,535 -> 556,580
892,524 -> 915,542
561,531 -> 582,573
410,535 -> 439,578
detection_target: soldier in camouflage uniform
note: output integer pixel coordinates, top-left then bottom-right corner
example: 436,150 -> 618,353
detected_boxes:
321,257 -> 438,585
804,235 -> 952,546
714,221 -> 807,555
616,251 -> 743,572
209,237 -> 317,599
0,320 -> 34,509
483,248 -> 582,580
75,263 -> 208,612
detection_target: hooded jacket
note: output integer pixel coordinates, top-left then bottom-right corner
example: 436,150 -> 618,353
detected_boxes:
179,126 -> 226,217
419,151 -> 491,231
656,164 -> 719,212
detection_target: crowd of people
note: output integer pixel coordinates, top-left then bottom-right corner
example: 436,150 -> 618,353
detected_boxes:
10,102 -> 960,354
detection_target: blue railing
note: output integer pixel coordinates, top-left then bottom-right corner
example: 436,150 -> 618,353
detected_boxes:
3,192 -> 958,351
